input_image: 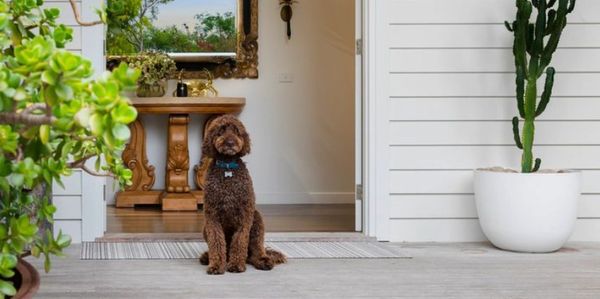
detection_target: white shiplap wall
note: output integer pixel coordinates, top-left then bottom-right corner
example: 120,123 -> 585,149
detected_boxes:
378,0 -> 600,242
47,0 -> 106,243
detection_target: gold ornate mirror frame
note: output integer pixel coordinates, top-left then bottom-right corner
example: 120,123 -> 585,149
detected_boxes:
107,0 -> 258,80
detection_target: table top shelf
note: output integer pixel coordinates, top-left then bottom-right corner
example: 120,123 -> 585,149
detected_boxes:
130,96 -> 246,114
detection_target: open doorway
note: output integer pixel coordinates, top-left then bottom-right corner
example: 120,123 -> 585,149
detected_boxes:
103,0 -> 360,237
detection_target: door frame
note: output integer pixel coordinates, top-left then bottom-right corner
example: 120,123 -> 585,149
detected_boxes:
362,0 -> 390,241
83,0 -> 383,241
354,0 -> 363,232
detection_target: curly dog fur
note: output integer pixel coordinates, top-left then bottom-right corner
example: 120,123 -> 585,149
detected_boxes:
199,114 -> 286,274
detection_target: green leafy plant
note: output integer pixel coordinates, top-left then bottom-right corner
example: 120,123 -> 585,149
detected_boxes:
505,0 -> 575,173
0,0 -> 139,296
126,51 -> 175,86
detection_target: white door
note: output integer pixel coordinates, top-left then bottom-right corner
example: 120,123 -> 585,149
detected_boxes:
354,0 -> 363,232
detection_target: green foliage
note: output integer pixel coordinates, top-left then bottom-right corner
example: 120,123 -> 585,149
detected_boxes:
0,0 -> 139,296
106,0 -> 144,55
106,0 -> 237,54
507,0 -> 575,173
106,0 -> 174,54
143,26 -> 201,53
126,51 -> 176,86
192,12 -> 237,52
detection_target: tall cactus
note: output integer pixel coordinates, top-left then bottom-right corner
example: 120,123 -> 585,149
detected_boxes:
505,0 -> 575,173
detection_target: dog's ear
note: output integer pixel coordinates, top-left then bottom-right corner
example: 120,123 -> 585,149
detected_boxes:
237,119 -> 251,156
202,120 -> 219,158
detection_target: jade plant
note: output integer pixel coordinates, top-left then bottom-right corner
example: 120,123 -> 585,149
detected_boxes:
505,0 -> 575,173
0,0 -> 139,296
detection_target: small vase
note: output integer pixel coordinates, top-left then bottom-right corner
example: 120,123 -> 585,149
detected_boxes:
136,81 -> 166,97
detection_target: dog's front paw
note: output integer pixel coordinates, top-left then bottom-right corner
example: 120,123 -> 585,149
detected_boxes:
253,256 -> 274,271
227,262 -> 246,273
207,264 -> 226,275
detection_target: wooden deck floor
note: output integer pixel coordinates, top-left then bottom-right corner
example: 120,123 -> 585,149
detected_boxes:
107,204 -> 355,233
29,242 -> 600,298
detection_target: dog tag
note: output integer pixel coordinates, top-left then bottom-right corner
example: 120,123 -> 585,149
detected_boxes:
224,171 -> 233,178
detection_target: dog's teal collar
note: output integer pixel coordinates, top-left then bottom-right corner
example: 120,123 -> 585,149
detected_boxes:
215,160 -> 240,170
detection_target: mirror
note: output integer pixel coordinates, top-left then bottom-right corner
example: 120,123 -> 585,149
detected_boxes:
106,0 -> 259,79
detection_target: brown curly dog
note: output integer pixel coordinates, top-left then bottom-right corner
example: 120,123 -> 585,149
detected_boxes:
199,114 -> 286,274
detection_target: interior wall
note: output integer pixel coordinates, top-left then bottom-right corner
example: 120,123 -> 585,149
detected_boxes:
113,0 -> 356,205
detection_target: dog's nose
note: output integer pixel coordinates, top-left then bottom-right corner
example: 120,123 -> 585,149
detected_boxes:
225,139 -> 236,147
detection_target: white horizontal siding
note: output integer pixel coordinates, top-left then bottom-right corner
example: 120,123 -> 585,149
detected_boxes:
387,0 -> 600,24
47,0 -> 92,244
388,24 -> 600,48
389,219 -> 486,242
389,98 -> 600,121
389,218 -> 599,242
381,0 -> 600,242
390,49 -> 600,73
390,195 -> 600,219
54,196 -> 82,220
389,122 -> 600,145
52,170 -> 84,244
53,171 -> 82,195
390,147 -> 600,170
66,26 -> 82,50
390,73 -> 600,97
389,170 -> 600,194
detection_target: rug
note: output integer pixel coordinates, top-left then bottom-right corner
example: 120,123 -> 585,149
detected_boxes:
81,241 -> 410,260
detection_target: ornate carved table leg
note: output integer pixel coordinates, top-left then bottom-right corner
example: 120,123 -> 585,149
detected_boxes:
116,119 -> 159,207
192,116 -> 219,204
163,114 -> 197,211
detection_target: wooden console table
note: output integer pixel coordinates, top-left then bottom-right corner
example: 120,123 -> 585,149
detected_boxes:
116,96 -> 245,211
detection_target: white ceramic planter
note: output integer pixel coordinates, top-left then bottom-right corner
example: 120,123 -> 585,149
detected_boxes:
474,170 -> 581,253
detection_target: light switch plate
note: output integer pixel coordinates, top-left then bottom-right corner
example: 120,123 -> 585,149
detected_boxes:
278,73 -> 294,83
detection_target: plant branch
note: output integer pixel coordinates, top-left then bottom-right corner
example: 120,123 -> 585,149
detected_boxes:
68,155 -> 116,178
16,146 -> 23,162
0,112 -> 55,126
66,155 -> 95,168
68,0 -> 103,27
80,165 -> 115,178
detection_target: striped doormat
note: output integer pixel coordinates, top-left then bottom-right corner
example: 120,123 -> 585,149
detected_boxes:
81,241 -> 410,260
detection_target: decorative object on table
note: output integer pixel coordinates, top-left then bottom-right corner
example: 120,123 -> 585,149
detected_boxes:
0,0 -> 139,297
187,69 -> 219,97
127,51 -> 176,97
280,0 -> 296,39
474,0 -> 579,253
176,70 -> 188,97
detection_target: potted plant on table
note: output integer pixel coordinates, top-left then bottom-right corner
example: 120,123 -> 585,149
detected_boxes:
127,51 -> 176,97
474,0 -> 578,253
0,0 -> 139,297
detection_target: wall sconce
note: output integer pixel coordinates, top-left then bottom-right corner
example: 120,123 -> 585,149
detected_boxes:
280,0 -> 296,39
